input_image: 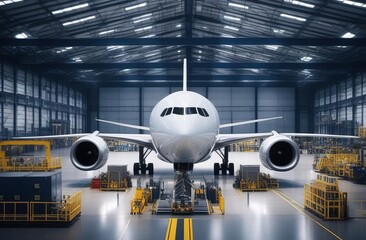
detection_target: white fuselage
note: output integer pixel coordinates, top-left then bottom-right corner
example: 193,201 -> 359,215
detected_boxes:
150,91 -> 220,164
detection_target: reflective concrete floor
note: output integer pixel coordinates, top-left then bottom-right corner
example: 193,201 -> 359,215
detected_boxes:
1,149 -> 366,240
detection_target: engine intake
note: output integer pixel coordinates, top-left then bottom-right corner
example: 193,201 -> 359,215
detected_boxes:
259,134 -> 299,171
70,135 -> 109,171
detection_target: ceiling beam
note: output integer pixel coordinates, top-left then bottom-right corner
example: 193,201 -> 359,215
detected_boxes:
23,62 -> 366,70
2,38 -> 366,46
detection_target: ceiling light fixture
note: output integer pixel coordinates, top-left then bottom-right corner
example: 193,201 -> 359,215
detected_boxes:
125,2 -> 146,11
280,13 -> 306,21
224,15 -> 241,21
228,2 -> 249,9
14,32 -> 28,39
99,29 -> 115,35
301,56 -> 312,61
284,0 -> 315,8
224,25 -> 239,31
52,3 -> 89,15
341,32 -> 355,38
134,26 -> 152,32
0,0 -> 22,6
62,16 -> 95,26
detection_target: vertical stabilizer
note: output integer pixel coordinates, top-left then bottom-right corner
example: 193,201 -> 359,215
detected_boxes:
183,58 -> 187,91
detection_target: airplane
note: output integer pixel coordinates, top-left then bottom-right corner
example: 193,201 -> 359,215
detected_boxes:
16,59 -> 358,176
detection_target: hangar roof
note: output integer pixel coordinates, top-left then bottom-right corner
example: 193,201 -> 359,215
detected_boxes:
0,0 -> 366,87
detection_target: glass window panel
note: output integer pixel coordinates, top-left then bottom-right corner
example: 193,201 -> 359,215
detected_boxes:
57,83 -> 63,103
26,72 -> 33,97
355,75 -> 362,97
3,104 -> 14,138
26,106 -> 33,134
34,76 -> 39,98
69,89 -> 75,106
63,86 -> 68,104
41,78 -> 50,100
51,81 -> 56,102
346,79 -> 352,99
331,84 -> 337,103
3,64 -> 14,93
70,113 -> 75,133
16,69 -> 25,95
34,108 -> 39,135
16,105 -> 25,135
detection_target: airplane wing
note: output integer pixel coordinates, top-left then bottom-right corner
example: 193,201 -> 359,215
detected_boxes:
14,132 -> 155,150
214,131 -> 359,151
219,116 -> 282,129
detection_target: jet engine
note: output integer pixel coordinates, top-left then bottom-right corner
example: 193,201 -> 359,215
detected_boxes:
70,134 -> 109,171
259,134 -> 300,171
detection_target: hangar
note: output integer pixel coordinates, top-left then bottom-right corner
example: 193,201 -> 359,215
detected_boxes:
0,0 -> 366,239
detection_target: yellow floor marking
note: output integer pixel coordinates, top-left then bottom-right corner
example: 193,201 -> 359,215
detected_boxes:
184,218 -> 193,240
165,218 -> 177,240
272,189 -> 343,240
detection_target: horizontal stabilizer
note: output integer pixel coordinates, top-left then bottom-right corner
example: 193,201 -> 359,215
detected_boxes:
219,116 -> 283,129
96,118 -> 150,131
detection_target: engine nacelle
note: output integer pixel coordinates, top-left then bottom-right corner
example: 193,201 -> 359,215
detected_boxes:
259,134 -> 300,171
70,135 -> 109,171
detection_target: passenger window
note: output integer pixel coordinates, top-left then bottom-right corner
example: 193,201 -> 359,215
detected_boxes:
197,108 -> 205,116
166,107 -> 172,116
202,108 -> 209,117
173,107 -> 184,115
160,108 -> 168,117
185,107 -> 197,115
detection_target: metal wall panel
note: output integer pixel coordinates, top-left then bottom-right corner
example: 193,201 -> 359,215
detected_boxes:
258,87 -> 295,132
143,87 -> 169,127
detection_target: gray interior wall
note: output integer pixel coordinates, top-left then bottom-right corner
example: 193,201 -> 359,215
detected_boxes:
98,87 -> 296,134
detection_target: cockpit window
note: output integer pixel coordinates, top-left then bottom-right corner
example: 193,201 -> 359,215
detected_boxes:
185,107 -> 197,115
173,107 -> 184,115
160,107 -> 209,117
160,108 -> 168,117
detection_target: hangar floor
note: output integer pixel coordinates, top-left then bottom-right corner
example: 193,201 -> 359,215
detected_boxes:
1,148 -> 366,240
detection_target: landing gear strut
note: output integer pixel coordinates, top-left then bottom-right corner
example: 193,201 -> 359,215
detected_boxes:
133,146 -> 154,176
214,146 -> 234,175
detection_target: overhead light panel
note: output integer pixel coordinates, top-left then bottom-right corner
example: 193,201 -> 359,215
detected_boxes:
99,29 -> 115,35
52,3 -> 89,15
14,32 -> 28,39
224,25 -> 239,31
72,57 -> 82,62
133,13 -> 152,23
337,0 -> 366,8
224,15 -> 241,21
0,0 -> 22,6
273,28 -> 285,34
176,24 -> 182,28
125,2 -> 146,11
62,16 -> 95,26
142,34 -> 155,38
228,2 -> 249,9
107,46 -> 124,51
265,45 -> 279,50
301,56 -> 312,61
56,47 -> 73,53
280,13 -> 306,21
341,32 -> 355,38
221,34 -> 235,38
284,0 -> 315,8
135,26 -> 152,32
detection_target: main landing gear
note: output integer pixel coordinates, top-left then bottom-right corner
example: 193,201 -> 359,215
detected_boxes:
214,146 -> 234,176
133,146 -> 154,176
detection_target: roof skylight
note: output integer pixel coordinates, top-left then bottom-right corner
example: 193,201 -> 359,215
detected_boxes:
125,2 -> 146,11
52,3 -> 89,15
63,16 -> 95,26
265,45 -> 279,51
273,29 -> 285,34
228,2 -> 249,9
284,0 -> 315,8
133,13 -> 152,23
280,13 -> 306,21
0,0 -> 22,6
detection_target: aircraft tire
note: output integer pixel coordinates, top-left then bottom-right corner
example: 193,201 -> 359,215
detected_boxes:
229,163 -> 234,175
214,163 -> 220,175
133,163 -> 140,175
148,163 -> 154,176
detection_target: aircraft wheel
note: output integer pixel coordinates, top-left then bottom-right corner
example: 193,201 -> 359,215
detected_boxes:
141,163 -> 147,175
221,164 -> 227,175
148,163 -> 154,176
133,163 -> 140,175
214,163 -> 220,175
229,163 -> 234,176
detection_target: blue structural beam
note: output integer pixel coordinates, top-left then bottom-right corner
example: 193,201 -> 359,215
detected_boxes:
23,62 -> 366,70
1,38 -> 366,46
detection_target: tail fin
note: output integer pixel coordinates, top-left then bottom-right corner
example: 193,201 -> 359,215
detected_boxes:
183,58 -> 187,91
